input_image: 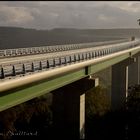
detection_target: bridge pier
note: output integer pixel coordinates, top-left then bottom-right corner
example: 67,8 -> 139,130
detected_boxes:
52,77 -> 97,139
111,58 -> 137,110
128,56 -> 140,86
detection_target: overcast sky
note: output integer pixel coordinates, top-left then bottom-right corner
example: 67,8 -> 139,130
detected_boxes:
0,1 -> 140,30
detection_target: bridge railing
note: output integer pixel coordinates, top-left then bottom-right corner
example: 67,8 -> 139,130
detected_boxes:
0,39 -> 129,58
0,39 -> 140,79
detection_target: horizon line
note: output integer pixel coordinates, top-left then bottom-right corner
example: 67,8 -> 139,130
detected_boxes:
0,26 -> 139,31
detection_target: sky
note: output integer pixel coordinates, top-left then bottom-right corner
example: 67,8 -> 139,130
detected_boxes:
0,1 -> 140,30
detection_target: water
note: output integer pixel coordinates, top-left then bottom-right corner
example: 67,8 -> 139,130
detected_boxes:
0,27 -> 134,49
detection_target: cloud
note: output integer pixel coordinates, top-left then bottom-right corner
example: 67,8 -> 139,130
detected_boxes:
107,2 -> 140,13
0,1 -> 139,29
0,4 -> 34,25
98,14 -> 116,23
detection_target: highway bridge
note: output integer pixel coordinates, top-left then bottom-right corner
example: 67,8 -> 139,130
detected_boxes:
0,38 -> 140,139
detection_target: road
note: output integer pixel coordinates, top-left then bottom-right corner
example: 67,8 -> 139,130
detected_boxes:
0,40 -> 134,66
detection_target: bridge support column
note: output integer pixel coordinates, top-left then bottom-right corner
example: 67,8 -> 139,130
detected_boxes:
111,58 -> 135,110
128,56 -> 140,86
52,77 -> 97,139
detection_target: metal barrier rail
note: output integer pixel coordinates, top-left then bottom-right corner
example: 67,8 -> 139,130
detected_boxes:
0,39 -> 140,79
0,39 -> 129,58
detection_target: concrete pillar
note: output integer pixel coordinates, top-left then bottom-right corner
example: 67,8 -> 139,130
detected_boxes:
128,56 -> 140,86
52,77 -> 97,139
111,54 -> 140,110
80,94 -> 85,139
111,60 -> 129,110
111,57 -> 139,110
138,56 -> 140,85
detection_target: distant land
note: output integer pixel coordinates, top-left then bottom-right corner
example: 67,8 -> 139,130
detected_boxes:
0,26 -> 140,49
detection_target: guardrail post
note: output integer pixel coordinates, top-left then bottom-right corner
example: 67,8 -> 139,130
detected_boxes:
108,49 -> 110,54
64,57 -> 67,64
22,64 -> 26,74
39,61 -> 42,70
59,57 -> 62,65
94,51 -> 97,58
82,54 -> 84,60
32,62 -> 35,72
74,55 -> 76,62
53,59 -> 55,67
1,67 -> 5,79
78,54 -> 80,61
46,60 -> 50,68
12,65 -> 16,76
85,53 -> 88,60
92,52 -> 94,58
89,52 -> 91,59
69,56 -> 72,63
101,50 -> 103,56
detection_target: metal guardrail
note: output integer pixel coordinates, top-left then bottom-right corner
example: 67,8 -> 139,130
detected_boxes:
0,39 -> 129,58
0,39 -> 140,80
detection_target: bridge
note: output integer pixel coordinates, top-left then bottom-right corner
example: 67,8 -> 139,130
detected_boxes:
0,38 -> 140,139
